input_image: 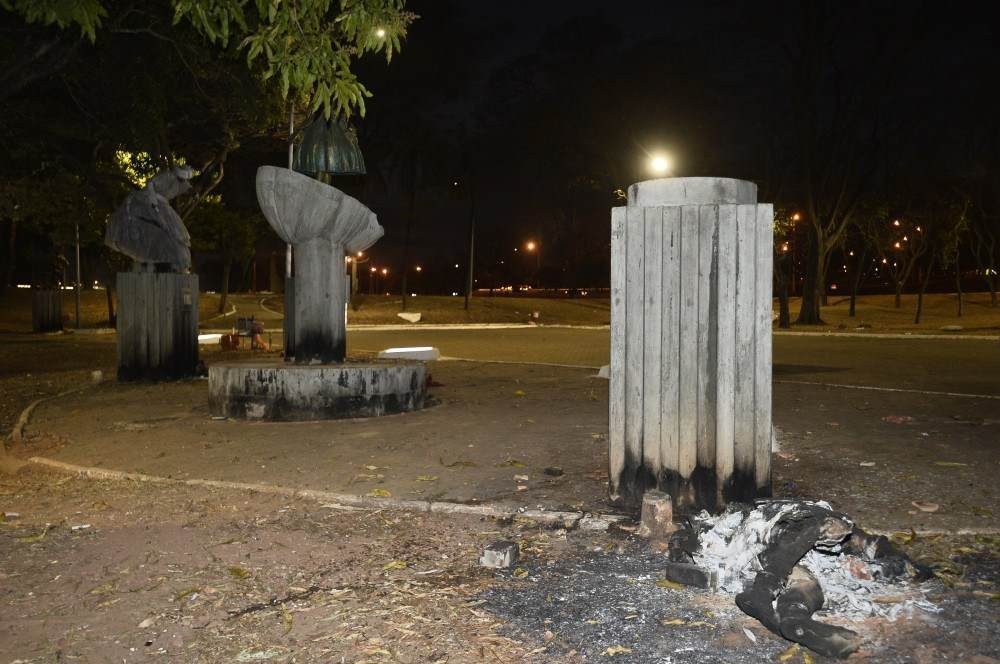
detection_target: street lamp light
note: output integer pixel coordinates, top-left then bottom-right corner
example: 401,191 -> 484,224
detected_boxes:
415,265 -> 422,272
649,154 -> 672,176
525,241 -> 536,252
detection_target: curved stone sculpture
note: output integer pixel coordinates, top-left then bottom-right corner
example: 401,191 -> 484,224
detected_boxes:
256,166 -> 383,363
105,166 -> 194,272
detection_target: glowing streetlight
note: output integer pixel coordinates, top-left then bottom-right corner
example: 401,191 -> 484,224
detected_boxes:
375,28 -> 386,38
370,267 -> 377,273
893,219 -> 901,227
791,212 -> 801,222
357,251 -> 363,258
415,265 -> 422,272
525,240 -> 537,252
648,153 -> 672,176
381,268 -> 388,276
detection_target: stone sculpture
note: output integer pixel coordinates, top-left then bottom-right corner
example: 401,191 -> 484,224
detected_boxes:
105,165 -> 194,272
256,165 -> 383,363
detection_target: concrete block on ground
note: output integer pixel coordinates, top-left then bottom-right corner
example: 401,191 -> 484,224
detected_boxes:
377,346 -> 440,361
637,489 -> 678,540
480,541 -> 519,569
397,312 -> 422,323
596,364 -> 610,379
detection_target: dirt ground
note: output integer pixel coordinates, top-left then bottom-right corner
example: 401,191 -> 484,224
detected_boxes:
2,332 -> 999,662
0,466 -> 573,663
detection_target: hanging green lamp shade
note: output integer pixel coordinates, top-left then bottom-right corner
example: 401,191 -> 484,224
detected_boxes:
293,115 -> 366,177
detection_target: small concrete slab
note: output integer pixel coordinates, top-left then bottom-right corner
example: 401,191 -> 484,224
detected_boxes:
397,312 -> 422,323
479,541 -> 519,569
377,346 -> 440,361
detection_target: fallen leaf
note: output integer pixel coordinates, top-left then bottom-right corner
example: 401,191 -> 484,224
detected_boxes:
497,459 -> 526,468
88,581 -> 117,596
368,488 -> 392,498
416,475 -> 438,482
138,616 -> 157,629
15,524 -> 53,543
859,461 -> 876,467
228,566 -> 251,579
514,390 -> 526,397
513,474 -> 529,481
686,620 -> 714,628
660,618 -> 686,625
802,650 -> 816,664
743,627 -> 758,643
912,500 -> 939,513
933,461 -> 968,467
882,415 -> 914,424
383,560 -> 407,571
656,579 -> 684,590
778,643 -> 801,661
512,567 -> 529,579
602,645 -> 632,656
173,587 -> 201,602
440,457 -> 477,468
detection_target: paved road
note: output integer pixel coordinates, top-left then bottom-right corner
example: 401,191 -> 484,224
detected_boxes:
215,294 -> 999,395
344,327 -> 1000,396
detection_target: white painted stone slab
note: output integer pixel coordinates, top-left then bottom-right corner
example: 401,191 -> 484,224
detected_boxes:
397,312 -> 422,323
377,346 -> 440,361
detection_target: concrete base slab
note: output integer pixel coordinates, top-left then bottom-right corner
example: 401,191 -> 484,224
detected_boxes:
208,360 -> 426,421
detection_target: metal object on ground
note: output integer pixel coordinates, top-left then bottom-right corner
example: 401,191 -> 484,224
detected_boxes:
609,177 -> 773,511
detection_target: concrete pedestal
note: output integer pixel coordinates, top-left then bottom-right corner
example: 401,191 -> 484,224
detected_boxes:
609,177 -> 773,512
208,360 -> 427,421
31,289 -> 63,332
116,272 -> 198,381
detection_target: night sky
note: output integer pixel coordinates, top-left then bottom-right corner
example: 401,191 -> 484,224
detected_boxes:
335,0 -> 996,290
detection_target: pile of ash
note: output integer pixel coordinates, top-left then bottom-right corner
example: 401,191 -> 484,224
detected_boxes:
667,499 -> 936,659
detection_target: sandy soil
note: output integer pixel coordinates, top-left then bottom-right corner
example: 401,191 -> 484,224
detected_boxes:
0,466 -> 570,663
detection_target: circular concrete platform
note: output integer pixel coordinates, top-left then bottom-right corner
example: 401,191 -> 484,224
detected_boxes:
208,360 -> 426,421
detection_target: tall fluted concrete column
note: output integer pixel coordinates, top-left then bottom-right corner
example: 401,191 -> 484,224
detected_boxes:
609,177 -> 773,512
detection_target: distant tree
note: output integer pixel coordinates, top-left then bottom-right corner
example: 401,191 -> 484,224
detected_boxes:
188,198 -> 261,313
860,209 -> 928,310
911,193 -> 969,324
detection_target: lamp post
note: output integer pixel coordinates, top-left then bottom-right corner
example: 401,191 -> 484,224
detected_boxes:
525,240 -> 540,285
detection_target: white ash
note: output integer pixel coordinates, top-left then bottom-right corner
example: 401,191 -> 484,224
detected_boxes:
690,500 -> 938,621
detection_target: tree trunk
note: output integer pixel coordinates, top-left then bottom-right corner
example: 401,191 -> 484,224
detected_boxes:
796,234 -> 825,324
4,218 -> 16,290
219,259 -> 232,313
955,255 -> 962,317
894,282 -> 902,309
401,181 -> 417,312
914,259 -> 934,325
106,285 -> 116,328
778,276 -> 791,329
464,179 -> 476,311
849,246 -> 868,318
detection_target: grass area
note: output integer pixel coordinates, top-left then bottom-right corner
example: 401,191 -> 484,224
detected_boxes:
781,292 -> 1000,335
261,293 -> 613,326
0,288 -> 221,333
1,288 -> 996,335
